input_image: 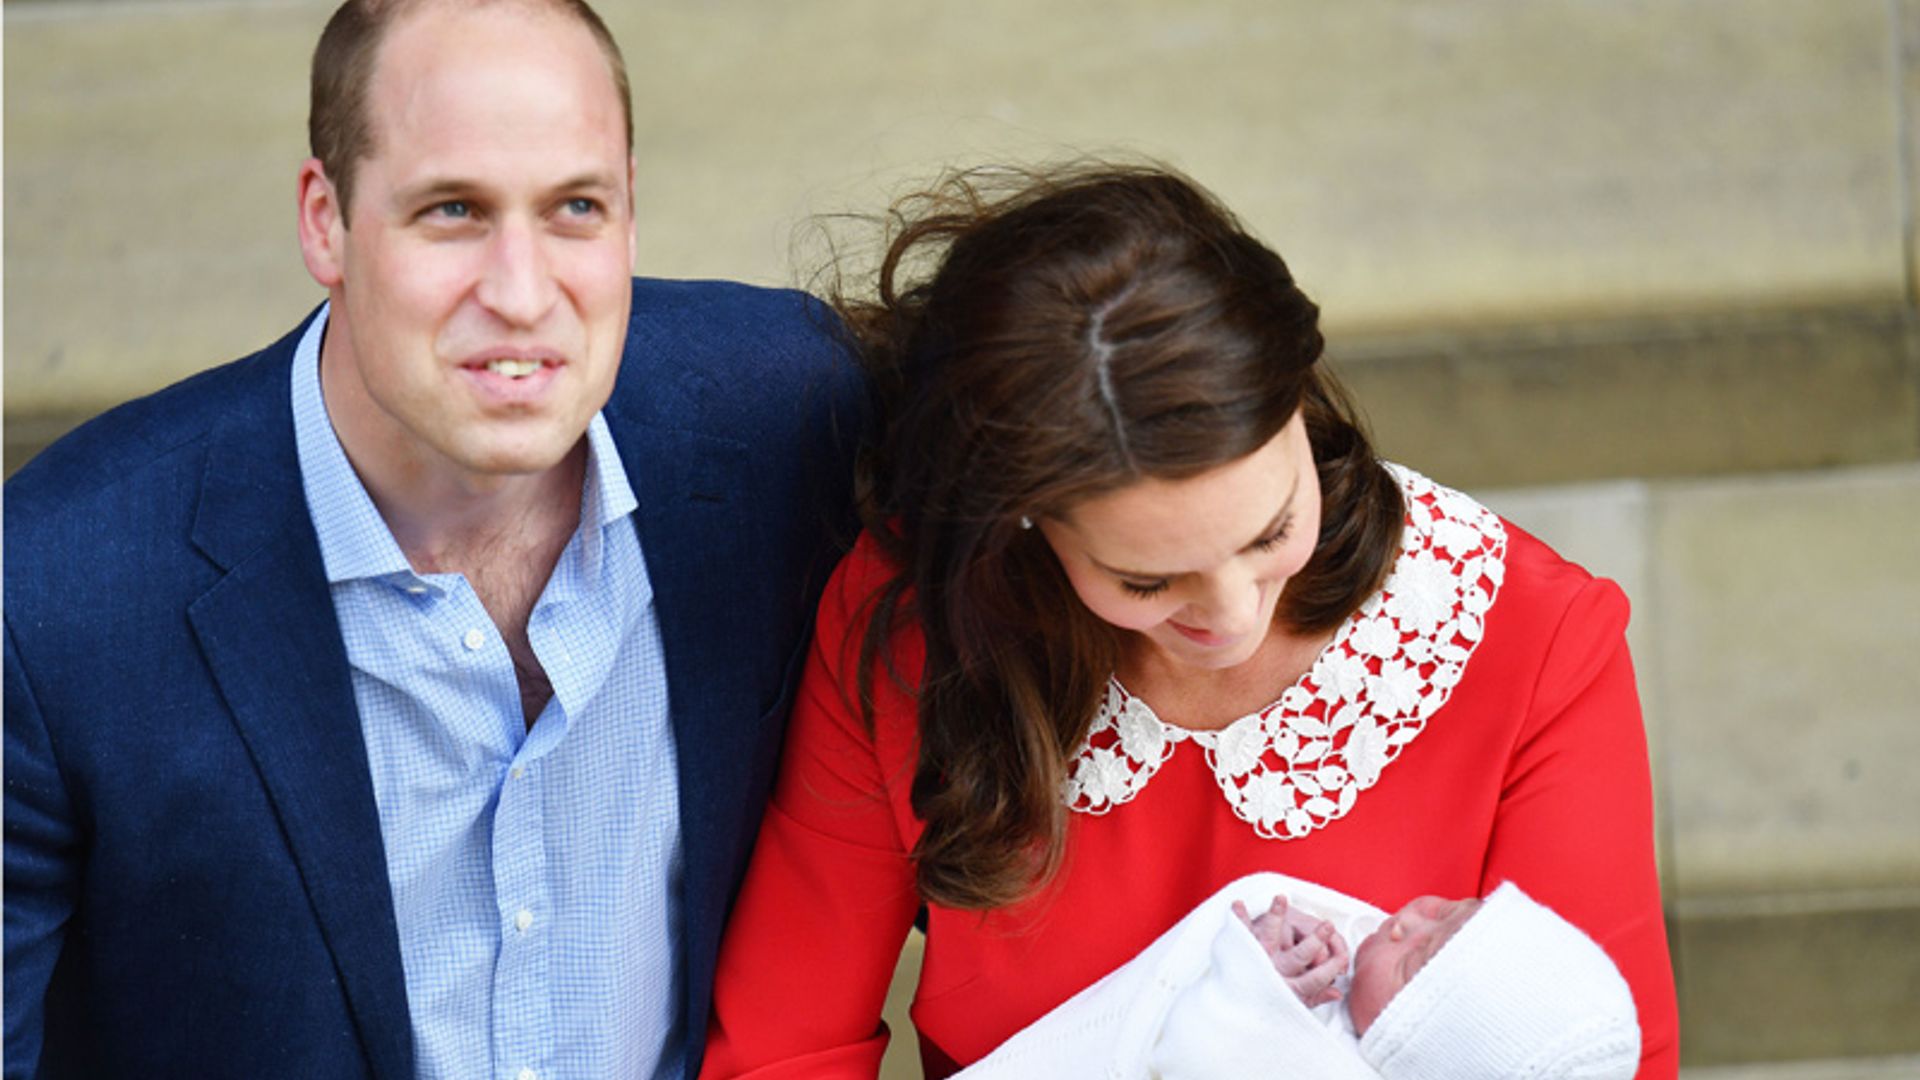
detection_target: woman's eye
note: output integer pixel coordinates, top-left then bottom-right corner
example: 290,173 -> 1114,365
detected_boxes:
1250,517 -> 1295,551
1121,579 -> 1170,598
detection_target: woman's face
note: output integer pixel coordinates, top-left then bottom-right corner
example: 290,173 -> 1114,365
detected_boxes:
1038,413 -> 1320,674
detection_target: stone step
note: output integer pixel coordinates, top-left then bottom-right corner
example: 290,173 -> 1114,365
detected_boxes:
1684,1056 -> 1920,1080
1675,891 -> 1920,1065
13,301 -> 1917,486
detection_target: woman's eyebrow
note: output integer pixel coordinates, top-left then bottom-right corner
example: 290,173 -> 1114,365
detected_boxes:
1089,475 -> 1301,580
1236,484 -> 1301,551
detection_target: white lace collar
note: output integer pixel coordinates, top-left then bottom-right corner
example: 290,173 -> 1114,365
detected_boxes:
1062,465 -> 1508,840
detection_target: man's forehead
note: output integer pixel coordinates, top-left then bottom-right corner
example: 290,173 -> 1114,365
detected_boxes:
369,1 -> 594,92
359,1 -> 625,163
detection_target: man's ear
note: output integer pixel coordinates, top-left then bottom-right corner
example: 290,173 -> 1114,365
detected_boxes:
298,159 -> 348,289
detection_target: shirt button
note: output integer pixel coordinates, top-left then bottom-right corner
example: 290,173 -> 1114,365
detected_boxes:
463,627 -> 486,651
510,765 -> 525,780
515,908 -> 534,933
404,584 -> 428,596
517,1069 -> 538,1080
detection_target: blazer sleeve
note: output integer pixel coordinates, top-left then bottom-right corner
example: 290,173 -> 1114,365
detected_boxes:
700,547 -> 923,1079
1480,579 -> 1679,1079
4,620 -> 82,1079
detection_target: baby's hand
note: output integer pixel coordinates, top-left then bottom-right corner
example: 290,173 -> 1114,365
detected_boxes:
1232,895 -> 1349,1008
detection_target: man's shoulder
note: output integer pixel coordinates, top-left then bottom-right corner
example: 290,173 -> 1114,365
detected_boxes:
5,316 -> 309,572
614,277 -> 864,439
628,275 -> 830,332
624,277 -> 848,376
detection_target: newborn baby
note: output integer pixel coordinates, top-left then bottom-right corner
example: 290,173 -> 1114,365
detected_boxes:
954,873 -> 1639,1080
1231,882 -> 1639,1078
1233,891 -> 1482,1035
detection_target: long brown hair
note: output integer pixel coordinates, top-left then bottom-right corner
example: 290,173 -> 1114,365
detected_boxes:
832,163 -> 1404,910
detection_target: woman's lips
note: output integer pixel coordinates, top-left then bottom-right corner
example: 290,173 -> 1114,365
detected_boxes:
1168,620 -> 1238,647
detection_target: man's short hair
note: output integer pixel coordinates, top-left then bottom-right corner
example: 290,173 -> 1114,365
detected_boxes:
309,0 -> 634,217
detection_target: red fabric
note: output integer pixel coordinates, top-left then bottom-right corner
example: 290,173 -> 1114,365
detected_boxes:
703,523 -> 1678,1079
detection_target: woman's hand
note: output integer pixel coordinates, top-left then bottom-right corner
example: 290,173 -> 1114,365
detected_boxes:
1232,895 -> 1349,1007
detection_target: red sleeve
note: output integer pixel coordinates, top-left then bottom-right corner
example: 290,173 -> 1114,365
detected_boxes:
1481,578 -> 1679,1079
701,542 -> 923,1080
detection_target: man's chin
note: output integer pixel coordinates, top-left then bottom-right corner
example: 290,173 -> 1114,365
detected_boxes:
447,431 -> 587,481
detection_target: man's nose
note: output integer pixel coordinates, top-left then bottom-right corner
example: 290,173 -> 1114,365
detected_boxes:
475,219 -> 559,327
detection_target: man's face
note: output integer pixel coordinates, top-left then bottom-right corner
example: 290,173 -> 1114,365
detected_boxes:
304,2 -> 635,486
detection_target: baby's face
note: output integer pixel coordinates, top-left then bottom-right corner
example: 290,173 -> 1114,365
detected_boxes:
1348,895 -> 1483,1035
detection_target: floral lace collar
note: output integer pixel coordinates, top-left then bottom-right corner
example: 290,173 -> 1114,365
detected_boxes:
1062,465 -> 1508,839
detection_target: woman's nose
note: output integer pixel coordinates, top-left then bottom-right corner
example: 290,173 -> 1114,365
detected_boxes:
1191,562 -> 1262,634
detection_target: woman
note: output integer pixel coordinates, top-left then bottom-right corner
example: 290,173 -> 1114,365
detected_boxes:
701,165 -> 1677,1078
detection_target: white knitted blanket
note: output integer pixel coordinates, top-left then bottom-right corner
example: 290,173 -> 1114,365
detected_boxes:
954,872 -> 1389,1080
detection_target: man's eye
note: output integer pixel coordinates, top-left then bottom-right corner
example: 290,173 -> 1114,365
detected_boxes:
429,201 -> 471,220
565,197 -> 599,216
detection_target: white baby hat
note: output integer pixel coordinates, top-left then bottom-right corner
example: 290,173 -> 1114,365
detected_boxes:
1357,881 -> 1641,1080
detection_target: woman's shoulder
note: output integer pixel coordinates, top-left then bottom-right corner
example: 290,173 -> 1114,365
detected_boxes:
1372,465 -> 1633,746
1498,519 -> 1628,622
813,529 -> 929,715
820,528 -> 907,633
1384,463 -> 1626,637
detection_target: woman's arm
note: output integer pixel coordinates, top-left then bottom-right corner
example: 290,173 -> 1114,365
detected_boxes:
1481,579 -> 1679,1079
700,546 -> 923,1080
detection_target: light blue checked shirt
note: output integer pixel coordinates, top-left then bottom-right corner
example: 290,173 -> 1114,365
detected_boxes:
291,308 -> 684,1080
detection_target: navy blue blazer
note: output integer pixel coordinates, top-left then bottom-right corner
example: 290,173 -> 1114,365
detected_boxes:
3,279 -> 865,1079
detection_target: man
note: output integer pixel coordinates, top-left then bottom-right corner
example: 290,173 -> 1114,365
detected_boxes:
3,2 -> 860,1077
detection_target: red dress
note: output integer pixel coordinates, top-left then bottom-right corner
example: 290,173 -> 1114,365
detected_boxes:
702,467 -> 1679,1079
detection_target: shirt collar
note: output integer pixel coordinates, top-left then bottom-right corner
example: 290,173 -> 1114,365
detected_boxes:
291,303 -> 637,587
576,412 -> 638,582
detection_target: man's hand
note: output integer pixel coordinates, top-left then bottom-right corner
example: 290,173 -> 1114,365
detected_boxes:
1231,895 -> 1349,1008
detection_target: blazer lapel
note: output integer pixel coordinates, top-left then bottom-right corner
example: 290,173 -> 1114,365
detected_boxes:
604,325 -> 768,1067
604,384 -> 760,862
187,343 -> 413,1080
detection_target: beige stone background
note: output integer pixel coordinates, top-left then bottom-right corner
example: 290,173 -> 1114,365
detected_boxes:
6,0 -> 1919,1075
